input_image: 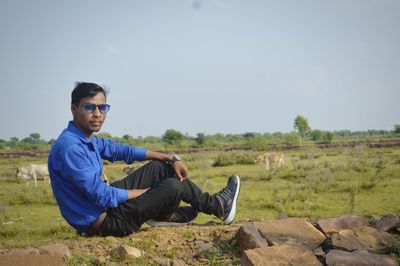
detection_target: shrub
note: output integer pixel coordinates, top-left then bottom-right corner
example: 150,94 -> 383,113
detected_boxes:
212,152 -> 256,167
213,153 -> 236,167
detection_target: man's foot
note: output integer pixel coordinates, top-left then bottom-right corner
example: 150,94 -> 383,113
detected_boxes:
215,175 -> 240,225
147,206 -> 198,227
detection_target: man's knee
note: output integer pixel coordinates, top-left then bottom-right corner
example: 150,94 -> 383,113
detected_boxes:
163,178 -> 184,194
145,160 -> 173,172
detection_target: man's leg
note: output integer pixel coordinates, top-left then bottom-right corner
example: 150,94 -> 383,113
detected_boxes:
100,177 -> 184,236
100,160 -> 238,236
111,160 -> 174,190
111,160 -> 220,216
180,180 -> 220,215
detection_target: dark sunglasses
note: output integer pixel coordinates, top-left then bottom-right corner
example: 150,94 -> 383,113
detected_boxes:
82,103 -> 111,113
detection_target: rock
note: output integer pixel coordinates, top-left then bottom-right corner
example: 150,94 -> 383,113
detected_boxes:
0,254 -> 65,266
313,247 -> 325,257
237,218 -> 252,224
254,218 -> 326,250
39,243 -> 71,257
325,249 -> 398,266
172,258 -> 188,266
236,223 -> 269,252
355,226 -> 400,253
375,214 -> 400,232
94,256 -> 107,264
241,245 -> 321,266
331,226 -> 400,253
331,229 -> 366,251
115,245 -> 143,259
128,237 -> 142,242
152,256 -> 172,266
317,215 -> 370,235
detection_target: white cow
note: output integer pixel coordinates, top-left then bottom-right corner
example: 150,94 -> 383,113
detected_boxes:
16,164 -> 50,187
255,152 -> 285,171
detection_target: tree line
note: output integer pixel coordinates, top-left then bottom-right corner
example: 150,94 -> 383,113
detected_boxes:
1,117 -> 400,151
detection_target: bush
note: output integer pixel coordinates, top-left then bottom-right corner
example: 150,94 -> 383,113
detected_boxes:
322,132 -> 334,144
212,152 -> 256,167
213,153 -> 235,167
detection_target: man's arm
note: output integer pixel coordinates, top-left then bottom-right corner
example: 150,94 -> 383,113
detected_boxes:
145,150 -> 188,181
127,188 -> 150,199
145,150 -> 173,161
125,150 -> 188,199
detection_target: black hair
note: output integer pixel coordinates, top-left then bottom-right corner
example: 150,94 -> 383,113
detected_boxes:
71,82 -> 109,105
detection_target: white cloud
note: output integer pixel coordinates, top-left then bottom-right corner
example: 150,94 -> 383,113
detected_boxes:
104,44 -> 121,56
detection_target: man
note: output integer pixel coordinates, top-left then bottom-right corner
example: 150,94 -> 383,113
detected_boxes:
48,82 -> 240,236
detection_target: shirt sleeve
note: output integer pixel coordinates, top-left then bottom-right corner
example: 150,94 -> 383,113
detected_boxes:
96,137 -> 147,163
62,144 -> 128,207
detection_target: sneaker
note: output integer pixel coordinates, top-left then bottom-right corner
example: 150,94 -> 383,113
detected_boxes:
215,175 -> 240,225
146,206 -> 198,227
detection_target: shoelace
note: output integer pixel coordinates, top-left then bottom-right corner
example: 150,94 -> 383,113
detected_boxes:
216,186 -> 232,203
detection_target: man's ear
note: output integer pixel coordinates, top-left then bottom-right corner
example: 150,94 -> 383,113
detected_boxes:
71,104 -> 77,116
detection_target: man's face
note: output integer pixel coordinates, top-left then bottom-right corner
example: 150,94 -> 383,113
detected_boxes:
71,92 -> 107,138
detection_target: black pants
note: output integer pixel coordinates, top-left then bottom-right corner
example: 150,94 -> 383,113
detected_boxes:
98,160 -> 220,236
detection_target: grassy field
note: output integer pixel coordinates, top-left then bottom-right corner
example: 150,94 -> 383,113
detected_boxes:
0,145 -> 399,260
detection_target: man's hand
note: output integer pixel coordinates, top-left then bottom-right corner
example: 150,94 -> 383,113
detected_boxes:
145,150 -> 190,181
127,188 -> 150,200
173,161 -> 188,181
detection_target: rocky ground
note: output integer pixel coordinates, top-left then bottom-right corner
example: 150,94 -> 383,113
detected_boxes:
0,221 -> 241,266
1,215 -> 400,265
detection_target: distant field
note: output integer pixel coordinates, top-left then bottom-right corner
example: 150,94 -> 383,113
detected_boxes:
1,145 -> 399,246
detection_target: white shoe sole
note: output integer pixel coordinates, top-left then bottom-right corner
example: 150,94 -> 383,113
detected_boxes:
224,175 -> 240,225
146,214 -> 197,227
146,220 -> 195,227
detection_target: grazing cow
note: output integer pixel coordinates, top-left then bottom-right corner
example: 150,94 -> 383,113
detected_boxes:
255,152 -> 285,170
16,164 -> 49,187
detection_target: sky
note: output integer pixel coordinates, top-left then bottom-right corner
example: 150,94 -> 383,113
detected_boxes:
0,0 -> 399,141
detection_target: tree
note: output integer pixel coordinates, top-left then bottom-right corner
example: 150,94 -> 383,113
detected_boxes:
30,133 -> 41,143
0,139 -> 5,150
335,130 -> 351,137
195,133 -> 206,146
122,134 -> 134,143
21,133 -> 41,144
285,132 -> 300,145
97,132 -> 112,139
243,132 -> 256,139
322,131 -> 334,144
10,137 -> 19,142
162,129 -> 184,145
309,129 -> 323,141
294,115 -> 310,145
394,124 -> 400,134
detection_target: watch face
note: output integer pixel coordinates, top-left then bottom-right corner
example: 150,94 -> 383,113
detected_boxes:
173,154 -> 181,161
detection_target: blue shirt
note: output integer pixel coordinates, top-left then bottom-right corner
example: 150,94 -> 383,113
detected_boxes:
48,122 -> 147,233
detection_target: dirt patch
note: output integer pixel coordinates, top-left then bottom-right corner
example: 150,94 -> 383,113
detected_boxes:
0,151 -> 48,158
0,254 -> 65,266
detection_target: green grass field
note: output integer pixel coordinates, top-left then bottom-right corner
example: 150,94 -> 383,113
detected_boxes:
1,145 -> 399,248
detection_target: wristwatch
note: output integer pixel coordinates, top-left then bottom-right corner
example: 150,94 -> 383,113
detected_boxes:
171,153 -> 181,164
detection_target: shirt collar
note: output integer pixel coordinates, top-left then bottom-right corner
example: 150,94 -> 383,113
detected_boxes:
67,121 -> 95,144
